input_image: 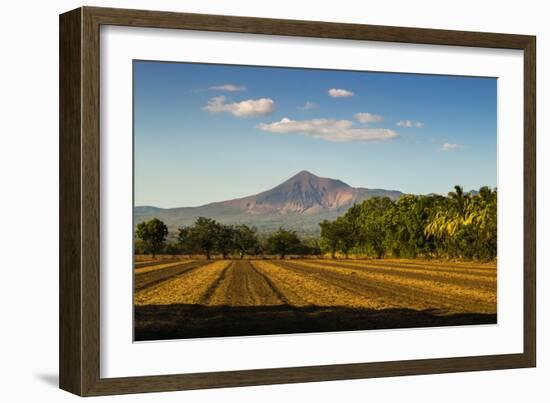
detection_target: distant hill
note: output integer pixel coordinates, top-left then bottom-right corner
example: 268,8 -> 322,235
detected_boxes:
134,170 -> 403,235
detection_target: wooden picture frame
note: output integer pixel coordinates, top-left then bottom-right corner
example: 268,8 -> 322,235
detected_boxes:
59,6 -> 536,396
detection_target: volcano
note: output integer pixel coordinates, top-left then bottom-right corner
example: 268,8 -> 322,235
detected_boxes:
135,171 -> 402,235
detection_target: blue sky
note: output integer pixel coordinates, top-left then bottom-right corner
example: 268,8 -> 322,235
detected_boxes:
134,61 -> 497,208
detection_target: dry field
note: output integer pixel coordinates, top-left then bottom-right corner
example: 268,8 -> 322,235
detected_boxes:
134,258 -> 496,341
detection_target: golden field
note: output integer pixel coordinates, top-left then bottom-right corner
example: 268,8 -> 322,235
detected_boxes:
133,257 -> 497,340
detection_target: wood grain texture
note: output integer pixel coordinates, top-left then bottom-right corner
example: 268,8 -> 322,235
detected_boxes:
85,6 -> 531,49
81,6 -> 102,396
523,38 -> 536,367
59,8 -> 82,396
59,6 -> 537,396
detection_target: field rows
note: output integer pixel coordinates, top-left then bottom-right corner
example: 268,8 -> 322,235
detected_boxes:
134,258 -> 496,315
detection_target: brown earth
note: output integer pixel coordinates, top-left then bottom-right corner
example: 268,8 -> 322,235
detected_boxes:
134,258 -> 497,341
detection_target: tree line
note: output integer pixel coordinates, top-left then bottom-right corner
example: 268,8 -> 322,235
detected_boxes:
135,216 -> 320,259
319,185 -> 497,260
136,185 -> 496,261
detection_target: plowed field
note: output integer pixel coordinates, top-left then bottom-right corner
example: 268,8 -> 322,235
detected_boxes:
134,259 -> 496,340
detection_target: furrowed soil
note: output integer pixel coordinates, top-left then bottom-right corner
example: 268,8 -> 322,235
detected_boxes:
134,258 -> 497,341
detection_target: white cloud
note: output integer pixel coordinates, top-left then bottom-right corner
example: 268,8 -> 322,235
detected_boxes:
328,88 -> 354,98
397,119 -> 424,128
203,96 -> 275,118
355,112 -> 383,124
441,143 -> 463,151
299,101 -> 317,110
257,117 -> 398,143
209,84 -> 246,92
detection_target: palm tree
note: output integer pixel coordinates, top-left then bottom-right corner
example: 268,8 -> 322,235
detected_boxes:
425,185 -> 471,238
467,186 -> 496,230
425,186 -> 497,259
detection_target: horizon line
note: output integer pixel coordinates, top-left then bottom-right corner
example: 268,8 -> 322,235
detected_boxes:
135,169 -> 496,209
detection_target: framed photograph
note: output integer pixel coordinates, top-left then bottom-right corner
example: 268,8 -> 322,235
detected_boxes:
59,6 -> 536,396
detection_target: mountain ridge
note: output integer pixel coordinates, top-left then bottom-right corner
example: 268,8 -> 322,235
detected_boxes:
135,171 -> 403,235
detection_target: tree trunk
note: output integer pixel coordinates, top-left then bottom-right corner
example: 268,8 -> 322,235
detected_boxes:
331,249 -> 336,259
240,251 -> 245,259
206,250 -> 211,260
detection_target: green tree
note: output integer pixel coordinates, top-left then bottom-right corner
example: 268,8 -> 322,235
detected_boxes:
215,224 -> 235,259
357,197 -> 393,258
319,220 -> 340,258
319,217 -> 356,258
176,226 -> 193,255
424,186 -> 497,259
187,217 -> 219,259
317,185 -> 496,261
425,186 -> 471,239
466,186 -> 497,259
135,218 -> 168,258
382,195 -> 437,258
267,228 -> 301,259
233,224 -> 260,259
